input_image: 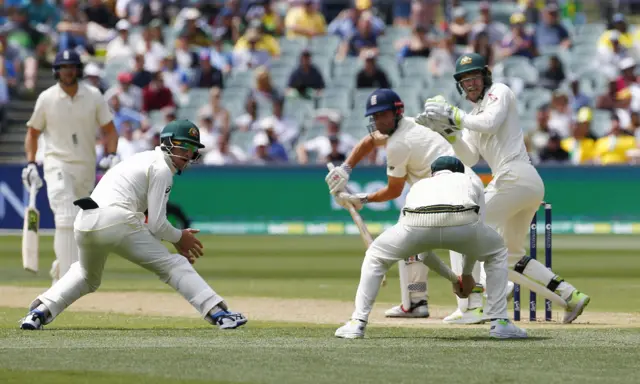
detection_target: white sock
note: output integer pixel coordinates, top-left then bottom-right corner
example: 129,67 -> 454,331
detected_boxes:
516,257 -> 575,301
54,227 -> 79,280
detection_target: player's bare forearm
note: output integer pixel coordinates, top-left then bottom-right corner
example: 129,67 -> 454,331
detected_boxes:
24,127 -> 40,163
101,121 -> 118,154
365,175 -> 405,202
345,135 -> 375,168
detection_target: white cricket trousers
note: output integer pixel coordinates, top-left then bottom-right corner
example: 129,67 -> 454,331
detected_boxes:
484,161 -> 545,266
351,220 -> 509,322
30,206 -> 224,325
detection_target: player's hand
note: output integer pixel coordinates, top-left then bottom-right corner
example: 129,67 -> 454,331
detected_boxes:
325,163 -> 351,195
452,276 -> 469,298
423,98 -> 465,129
177,228 -> 204,262
21,163 -> 43,190
370,130 -> 389,146
459,274 -> 476,298
98,153 -> 121,170
335,192 -> 367,211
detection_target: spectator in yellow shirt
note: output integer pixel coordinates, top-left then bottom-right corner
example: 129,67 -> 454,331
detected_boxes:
594,114 -> 637,165
561,107 -> 595,164
285,0 -> 327,39
234,22 -> 281,58
597,14 -> 634,51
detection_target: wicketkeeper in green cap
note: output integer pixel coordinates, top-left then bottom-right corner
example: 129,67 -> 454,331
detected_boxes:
414,53 -> 591,324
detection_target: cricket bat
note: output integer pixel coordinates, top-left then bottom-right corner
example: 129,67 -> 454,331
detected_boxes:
326,163 -> 386,286
22,183 -> 39,273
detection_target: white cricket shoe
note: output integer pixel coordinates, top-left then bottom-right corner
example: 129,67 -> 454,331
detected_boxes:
563,290 -> 591,324
489,319 -> 528,339
335,319 -> 367,339
384,300 -> 429,318
209,310 -> 248,329
20,309 -> 45,330
443,307 -> 485,324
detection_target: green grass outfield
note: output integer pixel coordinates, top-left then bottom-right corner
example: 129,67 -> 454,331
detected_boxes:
0,234 -> 639,383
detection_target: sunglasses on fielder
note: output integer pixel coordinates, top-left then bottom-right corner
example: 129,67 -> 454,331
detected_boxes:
170,140 -> 202,162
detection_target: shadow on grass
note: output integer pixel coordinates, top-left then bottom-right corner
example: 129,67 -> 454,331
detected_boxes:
371,335 -> 552,341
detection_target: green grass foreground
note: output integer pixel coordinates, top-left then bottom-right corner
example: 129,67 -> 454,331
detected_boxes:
0,308 -> 638,384
1,235 -> 639,311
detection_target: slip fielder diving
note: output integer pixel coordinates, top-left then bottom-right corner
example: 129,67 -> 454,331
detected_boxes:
20,120 -> 248,331
335,156 -> 527,339
325,88 -> 487,321
416,53 -> 590,323
23,49 -> 120,283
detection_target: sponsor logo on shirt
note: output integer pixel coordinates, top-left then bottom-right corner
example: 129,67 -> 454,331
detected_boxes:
165,186 -> 172,194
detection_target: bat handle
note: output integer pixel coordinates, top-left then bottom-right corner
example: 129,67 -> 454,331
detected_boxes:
28,182 -> 38,208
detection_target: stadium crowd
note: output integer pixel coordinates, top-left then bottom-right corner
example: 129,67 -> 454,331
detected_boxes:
1,0 -> 640,166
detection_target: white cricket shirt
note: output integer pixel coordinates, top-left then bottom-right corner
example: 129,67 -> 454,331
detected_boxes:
385,117 -> 455,185
90,147 -> 182,243
27,82 -> 113,165
402,170 -> 483,227
458,82 -> 531,174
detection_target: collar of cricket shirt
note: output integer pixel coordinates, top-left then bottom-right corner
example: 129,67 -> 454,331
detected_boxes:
155,146 -> 178,174
56,81 -> 87,99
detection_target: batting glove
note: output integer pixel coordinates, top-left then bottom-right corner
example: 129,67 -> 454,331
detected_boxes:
98,153 -> 121,170
335,192 -> 368,211
325,163 -> 352,195
21,162 -> 43,190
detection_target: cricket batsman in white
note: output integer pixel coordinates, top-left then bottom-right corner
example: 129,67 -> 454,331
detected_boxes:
335,156 -> 527,339
20,119 -> 248,330
416,53 -> 590,323
325,88 -> 487,322
23,49 -> 119,285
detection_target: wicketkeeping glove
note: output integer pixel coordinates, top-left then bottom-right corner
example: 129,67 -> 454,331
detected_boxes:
422,95 -> 466,130
21,162 -> 43,190
98,153 -> 121,170
325,163 -> 352,194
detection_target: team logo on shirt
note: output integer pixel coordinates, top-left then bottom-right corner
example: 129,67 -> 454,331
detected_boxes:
188,127 -> 199,139
487,93 -> 498,102
460,56 -> 472,65
388,165 -> 395,171
165,186 -> 172,194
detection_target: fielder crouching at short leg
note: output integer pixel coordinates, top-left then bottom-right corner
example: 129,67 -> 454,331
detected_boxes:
20,120 -> 247,331
335,156 -> 527,339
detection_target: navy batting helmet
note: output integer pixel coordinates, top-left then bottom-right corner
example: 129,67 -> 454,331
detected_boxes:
52,49 -> 83,79
365,88 -> 404,117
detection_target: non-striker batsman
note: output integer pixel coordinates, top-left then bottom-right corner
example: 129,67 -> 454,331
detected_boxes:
20,120 -> 248,330
417,53 -> 590,323
23,49 -> 119,284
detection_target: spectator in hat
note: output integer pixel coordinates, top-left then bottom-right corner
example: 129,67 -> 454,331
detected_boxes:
286,49 -> 325,99
106,19 -> 135,65
160,53 -> 191,98
203,132 -> 247,166
535,3 -> 571,50
234,21 -> 280,58
594,114 -> 637,164
616,58 -> 640,96
356,51 -> 391,89
211,7 -> 241,46
142,72 -> 175,113
174,32 -> 199,71
449,6 -> 471,45
598,30 -> 630,77
178,8 -> 213,48
256,0 -> 284,36
232,26 -> 273,71
538,131 -> 569,164
501,12 -> 538,59
560,107 -> 596,164
83,62 -> 107,94
598,13 -> 634,52
191,50 -> 224,89
105,71 -> 143,111
255,122 -> 288,163
284,0 -> 327,39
